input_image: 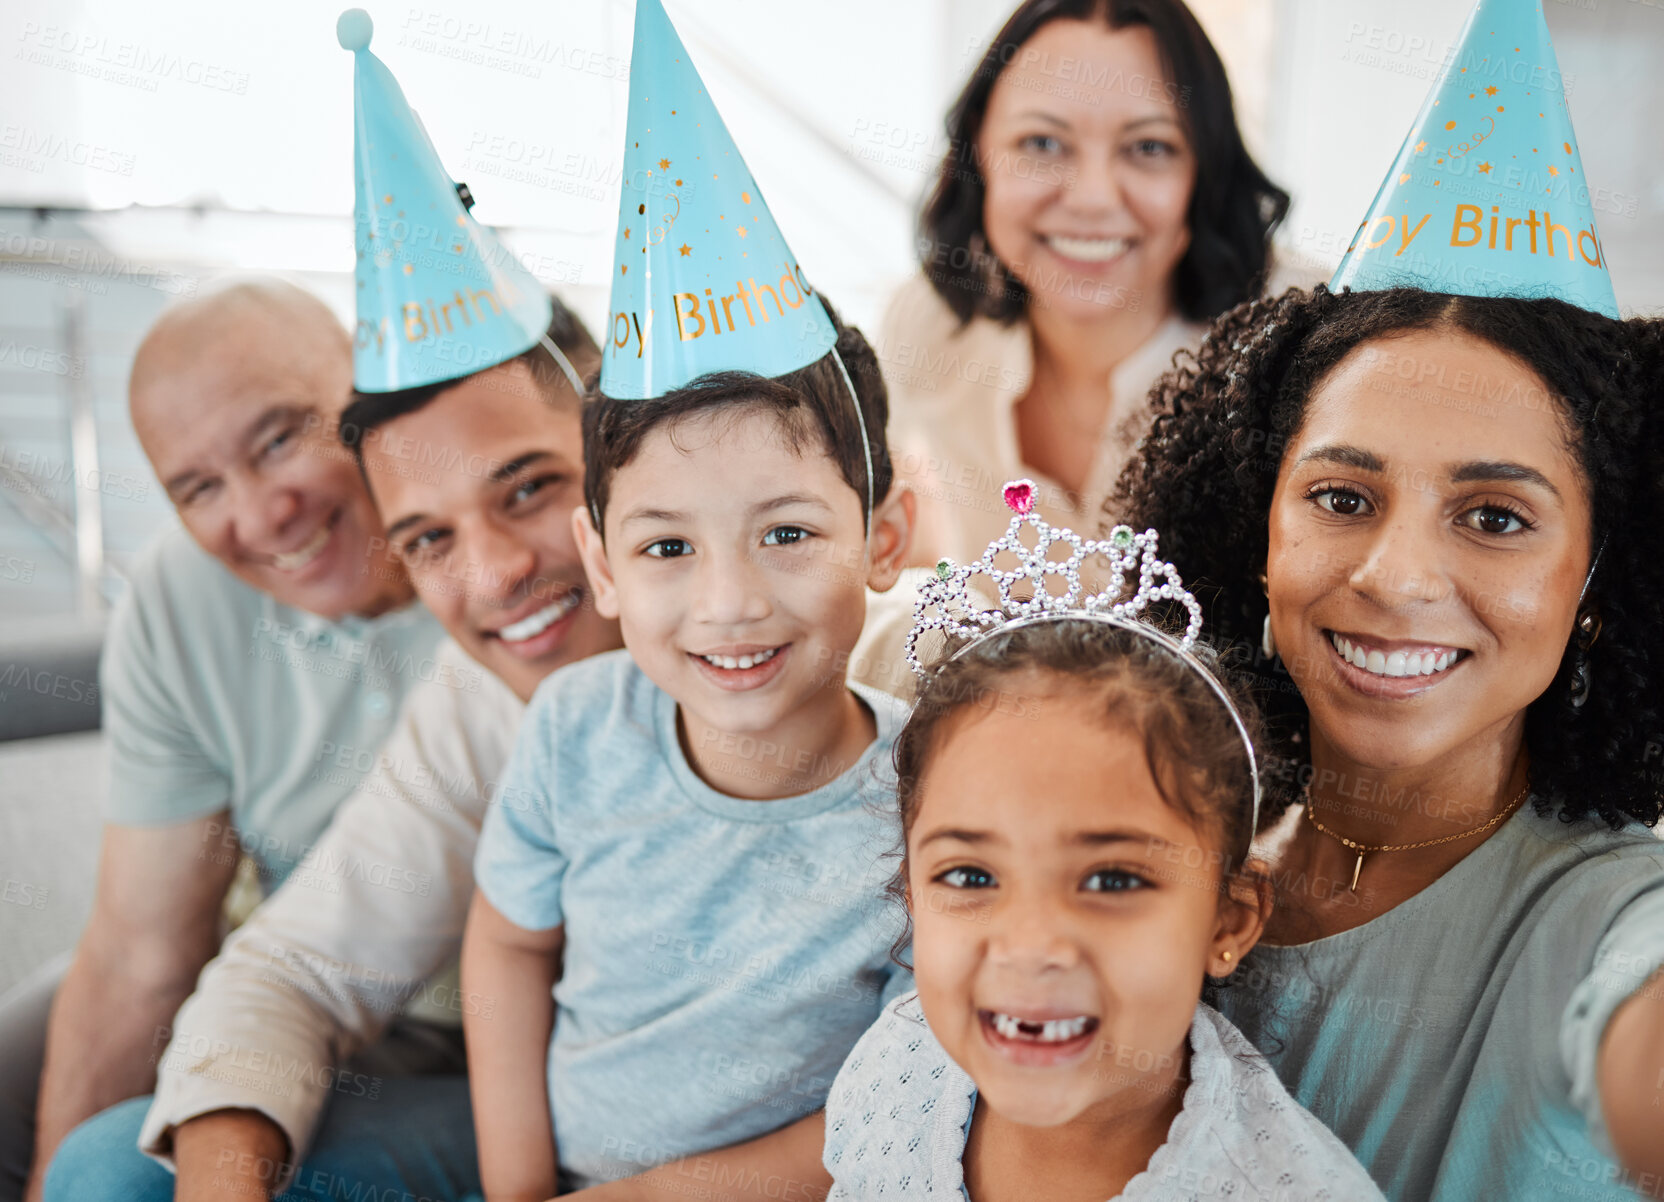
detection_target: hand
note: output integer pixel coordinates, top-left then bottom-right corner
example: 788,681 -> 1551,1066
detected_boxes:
172,1108 -> 292,1202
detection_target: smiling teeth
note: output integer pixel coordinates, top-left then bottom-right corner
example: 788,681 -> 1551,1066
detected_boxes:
272,524 -> 331,571
1331,633 -> 1457,678
991,1013 -> 1092,1043
1044,235 -> 1130,263
498,591 -> 582,643
700,647 -> 779,671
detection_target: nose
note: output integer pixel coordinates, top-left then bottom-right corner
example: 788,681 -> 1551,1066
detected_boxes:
469,518 -> 539,605
229,471 -> 304,552
986,888 -> 1081,975
1349,508 -> 1449,607
1059,150 -> 1125,216
688,545 -> 772,628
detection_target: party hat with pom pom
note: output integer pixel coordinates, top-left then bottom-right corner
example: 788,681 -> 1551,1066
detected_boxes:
1329,0 -> 1618,318
600,0 -> 838,400
338,8 -> 553,392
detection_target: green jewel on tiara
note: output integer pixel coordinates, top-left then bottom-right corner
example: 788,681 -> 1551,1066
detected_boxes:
906,478 -> 1260,833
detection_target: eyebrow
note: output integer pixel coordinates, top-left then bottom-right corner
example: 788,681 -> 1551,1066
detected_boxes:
488,451 -> 554,485
1014,110 -> 1072,129
751,492 -> 833,516
1294,443 -> 1384,473
617,505 -> 687,530
1069,830 -> 1172,849
164,468 -> 202,499
616,492 -> 834,530
915,827 -> 1165,850
1448,459 -> 1563,501
164,403 -> 310,497
382,450 -> 567,541
1012,111 -> 1180,132
383,511 -> 431,542
1122,115 -> 1184,132
1296,444 -> 1563,501
916,827 -> 1002,850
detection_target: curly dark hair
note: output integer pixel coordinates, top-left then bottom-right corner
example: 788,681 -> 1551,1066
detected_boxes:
1115,284 -> 1664,830
919,0 -> 1288,327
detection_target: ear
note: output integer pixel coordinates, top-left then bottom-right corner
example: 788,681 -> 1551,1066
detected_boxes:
865,483 -> 918,594
571,505 -> 621,621
1209,858 -> 1272,978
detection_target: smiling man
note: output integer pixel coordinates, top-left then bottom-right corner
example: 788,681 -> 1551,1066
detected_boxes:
133,282 -> 415,621
355,347 -> 615,703
52,301 -> 622,1202
3,279 -> 444,1202
37,15 -> 631,1199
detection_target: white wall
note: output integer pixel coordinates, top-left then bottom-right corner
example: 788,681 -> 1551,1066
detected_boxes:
2,0 -> 1660,616
3,0 -> 1658,320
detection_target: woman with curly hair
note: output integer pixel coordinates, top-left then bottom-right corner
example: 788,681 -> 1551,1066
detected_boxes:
883,0 -> 1289,575
1116,283 -> 1664,1199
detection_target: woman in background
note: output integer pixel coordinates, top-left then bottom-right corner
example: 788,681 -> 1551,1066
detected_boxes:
887,0 -> 1289,565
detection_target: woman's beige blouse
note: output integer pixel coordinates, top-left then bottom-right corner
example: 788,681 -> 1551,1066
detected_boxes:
875,274 -> 1205,565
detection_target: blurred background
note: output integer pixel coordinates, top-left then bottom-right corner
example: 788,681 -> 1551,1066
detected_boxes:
1,0 -> 1661,989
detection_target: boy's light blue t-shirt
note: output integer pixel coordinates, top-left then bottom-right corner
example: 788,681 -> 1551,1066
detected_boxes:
100,526 -> 452,885
475,650 -> 913,1191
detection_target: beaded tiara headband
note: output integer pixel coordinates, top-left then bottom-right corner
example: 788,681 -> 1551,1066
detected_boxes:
906,479 -> 1262,831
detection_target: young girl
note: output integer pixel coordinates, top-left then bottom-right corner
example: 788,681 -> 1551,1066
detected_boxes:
823,483 -> 1384,1200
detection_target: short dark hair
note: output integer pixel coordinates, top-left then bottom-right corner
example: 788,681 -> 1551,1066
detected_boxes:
339,295 -> 598,462
920,0 -> 1289,327
582,298 -> 892,531
1118,285 -> 1664,830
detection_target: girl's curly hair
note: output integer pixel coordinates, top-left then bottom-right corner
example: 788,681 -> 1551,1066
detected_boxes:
1114,284 -> 1664,830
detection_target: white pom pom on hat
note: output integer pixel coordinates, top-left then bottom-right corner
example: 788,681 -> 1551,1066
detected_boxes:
337,8 -> 373,52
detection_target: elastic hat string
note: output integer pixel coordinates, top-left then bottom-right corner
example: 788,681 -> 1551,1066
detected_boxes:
830,345 -> 874,537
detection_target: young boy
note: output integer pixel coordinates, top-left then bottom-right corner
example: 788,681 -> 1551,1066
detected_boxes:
463,305 -> 916,1198
460,4 -> 917,1196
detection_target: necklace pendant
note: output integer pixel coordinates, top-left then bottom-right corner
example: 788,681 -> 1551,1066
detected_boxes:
1350,851 -> 1364,893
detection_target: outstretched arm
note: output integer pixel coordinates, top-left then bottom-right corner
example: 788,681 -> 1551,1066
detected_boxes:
1598,966 -> 1664,1179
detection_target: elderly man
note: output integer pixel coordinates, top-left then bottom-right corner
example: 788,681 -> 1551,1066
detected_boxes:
0,280 -> 444,1202
43,287 -> 909,1202
36,278 -> 616,1199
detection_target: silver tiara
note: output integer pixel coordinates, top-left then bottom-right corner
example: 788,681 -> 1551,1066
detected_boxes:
906,479 -> 1261,831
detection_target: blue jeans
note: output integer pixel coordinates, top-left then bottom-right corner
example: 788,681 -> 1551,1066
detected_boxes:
42,1077 -> 481,1202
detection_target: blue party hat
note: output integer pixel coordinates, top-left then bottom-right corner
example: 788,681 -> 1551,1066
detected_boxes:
600,0 -> 838,400
1330,0 -> 1617,318
339,9 -> 553,392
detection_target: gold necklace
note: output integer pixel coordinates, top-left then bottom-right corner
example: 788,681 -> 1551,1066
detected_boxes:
1303,779 -> 1531,892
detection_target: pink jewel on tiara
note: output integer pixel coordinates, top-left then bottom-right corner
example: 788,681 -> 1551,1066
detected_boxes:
906,480 -> 1261,835
906,480 -> 1203,677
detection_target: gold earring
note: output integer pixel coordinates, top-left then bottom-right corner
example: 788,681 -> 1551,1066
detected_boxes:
1221,949 -> 1234,964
